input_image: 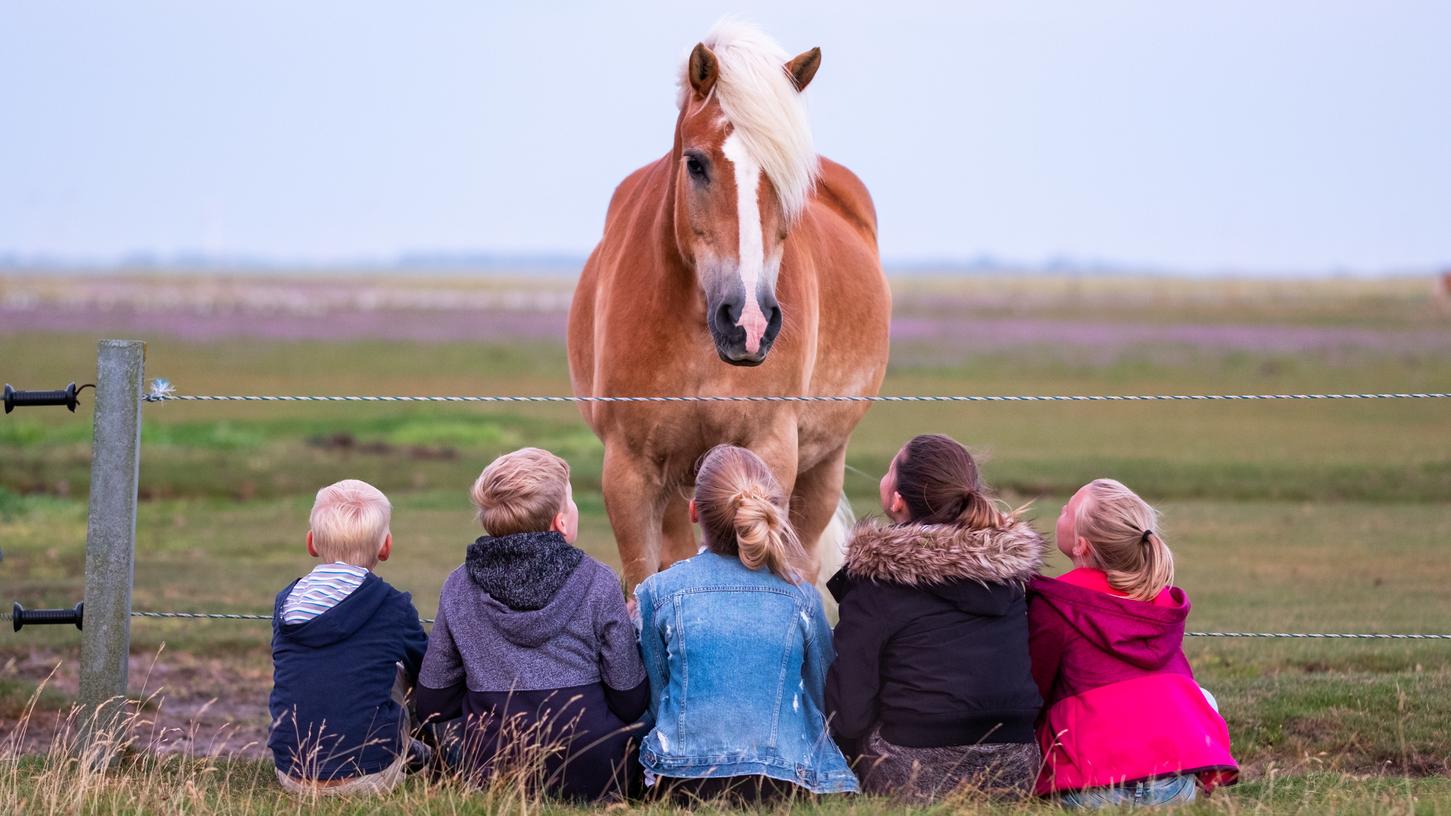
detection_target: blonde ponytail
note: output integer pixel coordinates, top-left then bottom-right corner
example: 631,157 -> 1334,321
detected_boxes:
695,446 -> 807,583
732,489 -> 802,580
1074,479 -> 1175,601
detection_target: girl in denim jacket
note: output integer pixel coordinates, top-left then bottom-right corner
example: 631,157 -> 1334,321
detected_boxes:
634,445 -> 858,802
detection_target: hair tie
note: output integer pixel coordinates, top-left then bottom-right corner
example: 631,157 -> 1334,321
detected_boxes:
1140,529 -> 1154,544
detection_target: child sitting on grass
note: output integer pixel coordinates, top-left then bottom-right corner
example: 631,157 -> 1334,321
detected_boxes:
416,447 -> 648,801
1029,478 -> 1238,807
827,434 -> 1045,802
635,445 -> 858,802
268,479 -> 430,796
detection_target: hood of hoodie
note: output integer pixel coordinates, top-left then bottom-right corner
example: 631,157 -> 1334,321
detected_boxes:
1030,574 -> 1191,670
273,571 -> 391,647
460,531 -> 591,648
843,517 -> 1046,616
466,531 -> 584,611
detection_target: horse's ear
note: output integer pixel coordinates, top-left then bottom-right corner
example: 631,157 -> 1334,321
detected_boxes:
785,47 -> 821,93
688,43 -> 719,98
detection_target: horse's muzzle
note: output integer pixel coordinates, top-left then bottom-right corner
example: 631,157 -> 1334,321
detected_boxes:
708,294 -> 781,366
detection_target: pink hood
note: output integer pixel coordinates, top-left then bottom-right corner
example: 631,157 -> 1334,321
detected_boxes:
1028,572 -> 1238,795
1033,571 -> 1189,674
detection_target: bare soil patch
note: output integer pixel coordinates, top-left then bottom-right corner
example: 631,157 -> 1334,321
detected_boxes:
2,649 -> 270,759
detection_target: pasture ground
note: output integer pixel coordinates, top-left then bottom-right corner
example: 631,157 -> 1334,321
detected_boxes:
2,272 -> 1449,814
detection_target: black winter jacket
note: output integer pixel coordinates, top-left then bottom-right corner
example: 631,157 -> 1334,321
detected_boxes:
826,517 -> 1045,749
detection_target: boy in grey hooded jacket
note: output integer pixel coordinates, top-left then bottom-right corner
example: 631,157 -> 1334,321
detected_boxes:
417,449 -> 647,800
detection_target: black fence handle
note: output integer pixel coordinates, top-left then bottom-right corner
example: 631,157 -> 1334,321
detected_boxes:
3,383 -> 91,414
11,602 -> 85,631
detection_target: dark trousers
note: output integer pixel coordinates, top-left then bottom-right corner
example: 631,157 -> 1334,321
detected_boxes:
653,775 -> 804,805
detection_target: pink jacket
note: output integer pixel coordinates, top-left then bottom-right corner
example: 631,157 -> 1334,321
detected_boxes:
1028,569 -> 1238,796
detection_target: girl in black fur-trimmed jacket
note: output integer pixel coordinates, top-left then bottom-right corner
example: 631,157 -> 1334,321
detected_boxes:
826,434 -> 1045,803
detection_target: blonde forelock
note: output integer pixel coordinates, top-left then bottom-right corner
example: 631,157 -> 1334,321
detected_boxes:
677,18 -> 820,222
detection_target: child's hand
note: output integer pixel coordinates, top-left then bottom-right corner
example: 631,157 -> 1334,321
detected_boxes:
625,597 -> 642,636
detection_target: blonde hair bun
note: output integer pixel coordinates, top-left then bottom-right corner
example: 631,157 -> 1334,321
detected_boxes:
694,445 -> 807,583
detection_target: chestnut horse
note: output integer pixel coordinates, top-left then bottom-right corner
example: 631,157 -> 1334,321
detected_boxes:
568,21 -> 890,591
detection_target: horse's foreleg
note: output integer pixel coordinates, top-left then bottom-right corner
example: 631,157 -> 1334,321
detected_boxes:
659,489 -> 695,570
602,446 -> 666,594
790,446 -> 851,586
752,425 -> 801,497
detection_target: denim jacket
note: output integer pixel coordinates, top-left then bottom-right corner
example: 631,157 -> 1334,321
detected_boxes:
635,551 -> 859,794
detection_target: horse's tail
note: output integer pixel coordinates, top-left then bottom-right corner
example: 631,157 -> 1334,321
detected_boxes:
813,491 -> 854,621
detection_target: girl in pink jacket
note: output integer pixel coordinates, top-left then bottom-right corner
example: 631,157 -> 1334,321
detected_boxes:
1028,479 -> 1237,806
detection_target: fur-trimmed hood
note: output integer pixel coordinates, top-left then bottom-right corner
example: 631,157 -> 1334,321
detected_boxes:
826,518 -> 1047,743
844,517 -> 1046,588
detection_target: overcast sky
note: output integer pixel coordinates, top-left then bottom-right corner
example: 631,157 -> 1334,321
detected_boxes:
2,1 -> 1448,272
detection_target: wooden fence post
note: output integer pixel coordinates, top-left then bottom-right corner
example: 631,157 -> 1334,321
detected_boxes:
77,339 -> 145,757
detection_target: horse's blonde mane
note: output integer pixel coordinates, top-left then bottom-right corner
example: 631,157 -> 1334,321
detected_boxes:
678,19 -> 819,222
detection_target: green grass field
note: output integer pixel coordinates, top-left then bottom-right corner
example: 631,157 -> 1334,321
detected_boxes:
2,273 -> 1449,813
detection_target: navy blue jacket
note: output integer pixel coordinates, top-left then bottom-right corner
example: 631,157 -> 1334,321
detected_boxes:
268,571 -> 428,780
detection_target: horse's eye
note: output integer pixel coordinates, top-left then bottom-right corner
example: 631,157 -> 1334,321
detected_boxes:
686,156 -> 707,181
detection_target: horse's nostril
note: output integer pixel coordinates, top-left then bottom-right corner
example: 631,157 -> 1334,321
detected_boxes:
766,305 -> 782,337
716,301 -> 738,329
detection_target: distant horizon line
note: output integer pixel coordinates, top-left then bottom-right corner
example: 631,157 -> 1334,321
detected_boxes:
0,249 -> 1445,280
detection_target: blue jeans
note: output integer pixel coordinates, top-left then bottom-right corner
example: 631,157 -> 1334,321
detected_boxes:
1060,775 -> 1197,808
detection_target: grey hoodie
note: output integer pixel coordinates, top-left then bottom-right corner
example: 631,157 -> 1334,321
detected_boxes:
420,532 -> 645,694
415,532 -> 648,800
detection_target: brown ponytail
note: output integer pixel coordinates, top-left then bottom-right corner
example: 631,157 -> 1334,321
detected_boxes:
895,434 -> 1013,530
695,445 -> 807,583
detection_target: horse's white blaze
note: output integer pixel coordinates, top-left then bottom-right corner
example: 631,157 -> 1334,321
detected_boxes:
721,131 -> 768,354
